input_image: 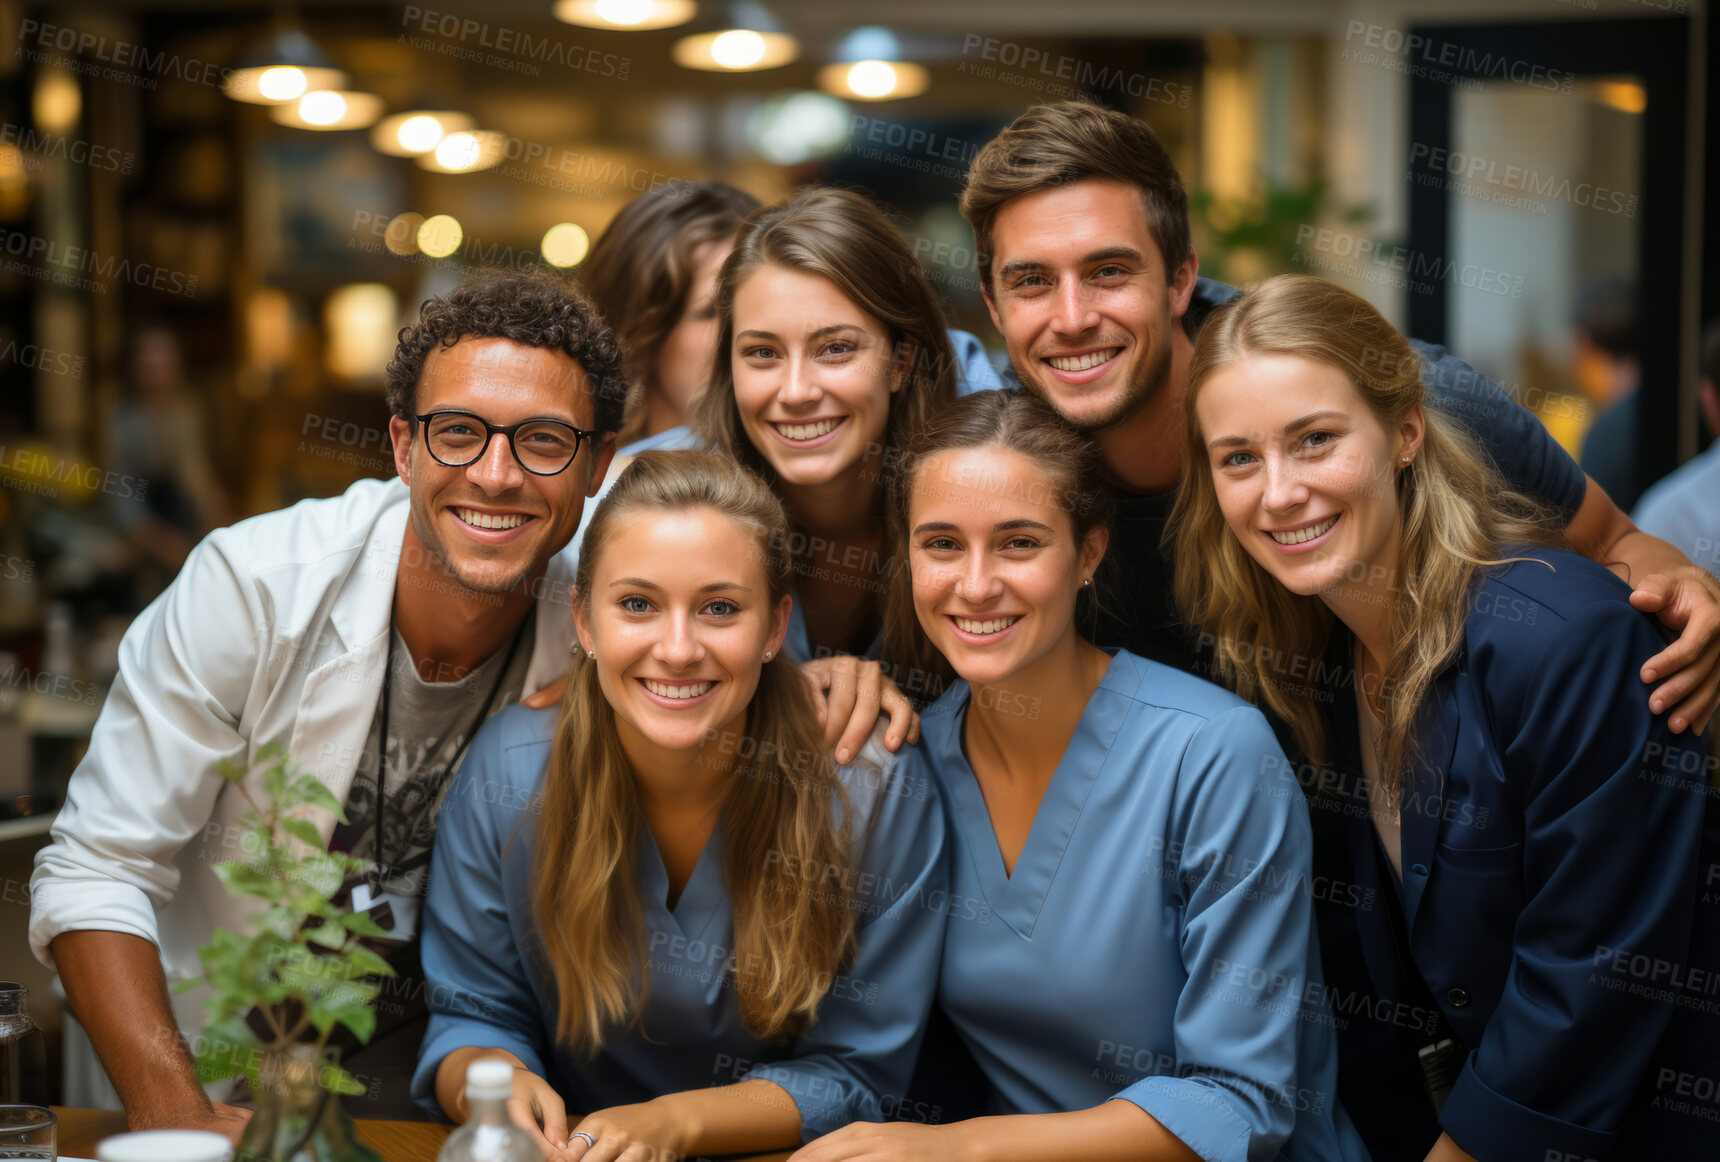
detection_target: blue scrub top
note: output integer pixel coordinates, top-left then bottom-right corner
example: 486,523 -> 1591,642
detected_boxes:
410,704 -> 949,1141
911,649 -> 1370,1162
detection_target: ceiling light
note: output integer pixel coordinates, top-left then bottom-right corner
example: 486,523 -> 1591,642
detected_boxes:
541,223 -> 591,267
418,130 -> 509,173
418,215 -> 464,258
371,111 -> 476,157
269,90 -> 386,131
818,28 -> 928,101
224,27 -> 347,104
553,0 -> 698,30
672,2 -> 797,72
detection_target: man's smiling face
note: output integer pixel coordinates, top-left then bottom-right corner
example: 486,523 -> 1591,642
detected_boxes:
391,336 -> 614,595
984,177 -> 1196,433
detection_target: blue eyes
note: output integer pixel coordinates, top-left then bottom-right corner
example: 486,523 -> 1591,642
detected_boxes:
618,596 -> 739,617
1218,431 -> 1338,469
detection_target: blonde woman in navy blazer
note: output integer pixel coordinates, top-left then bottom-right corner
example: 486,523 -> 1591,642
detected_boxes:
1172,275 -> 1720,1162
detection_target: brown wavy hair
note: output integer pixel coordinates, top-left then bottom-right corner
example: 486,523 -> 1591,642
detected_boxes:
883,390 -> 1114,705
581,182 -> 760,445
687,186 -> 959,491
1168,274 -> 1565,788
532,450 -> 855,1054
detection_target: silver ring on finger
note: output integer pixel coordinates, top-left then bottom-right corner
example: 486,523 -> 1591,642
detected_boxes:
569,1130 -> 598,1149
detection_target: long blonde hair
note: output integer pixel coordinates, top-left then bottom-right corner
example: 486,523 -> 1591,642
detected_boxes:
1169,275 -> 1565,788
532,450 -> 855,1054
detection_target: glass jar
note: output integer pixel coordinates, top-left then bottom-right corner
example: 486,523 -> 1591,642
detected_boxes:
0,983 -> 49,1106
235,1046 -> 383,1162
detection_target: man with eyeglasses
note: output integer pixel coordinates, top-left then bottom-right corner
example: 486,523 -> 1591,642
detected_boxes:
29,269 -> 912,1137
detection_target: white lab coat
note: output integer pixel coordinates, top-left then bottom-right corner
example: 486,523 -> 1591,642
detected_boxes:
28,476 -> 571,1047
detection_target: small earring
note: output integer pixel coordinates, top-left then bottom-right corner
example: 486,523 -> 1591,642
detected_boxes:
1081,578 -> 1091,588
763,651 -> 773,661
587,650 -> 596,659
1401,455 -> 1412,464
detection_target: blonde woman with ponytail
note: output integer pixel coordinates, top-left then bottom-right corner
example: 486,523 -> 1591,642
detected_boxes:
1173,274 -> 1720,1162
410,451 -> 947,1161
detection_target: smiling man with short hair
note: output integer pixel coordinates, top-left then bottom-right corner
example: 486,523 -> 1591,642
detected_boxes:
30,269 -> 626,1132
963,99 -> 1720,736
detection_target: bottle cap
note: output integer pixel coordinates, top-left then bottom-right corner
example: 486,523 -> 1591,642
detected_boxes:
467,1058 -> 517,1101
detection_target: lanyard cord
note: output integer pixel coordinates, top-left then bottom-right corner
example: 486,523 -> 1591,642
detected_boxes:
371,620 -> 528,882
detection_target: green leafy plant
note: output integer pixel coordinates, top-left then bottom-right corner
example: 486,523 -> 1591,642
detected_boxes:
175,743 -> 394,1097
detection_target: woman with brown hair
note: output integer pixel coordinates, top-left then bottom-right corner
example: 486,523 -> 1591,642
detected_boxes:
688,186 -> 1000,680
580,180 -> 759,453
1172,273 -> 1720,1162
410,451 -> 947,1161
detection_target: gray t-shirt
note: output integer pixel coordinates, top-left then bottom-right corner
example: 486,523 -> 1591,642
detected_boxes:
330,610 -> 536,941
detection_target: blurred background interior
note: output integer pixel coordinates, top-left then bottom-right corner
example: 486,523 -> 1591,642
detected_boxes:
0,0 -> 1715,1101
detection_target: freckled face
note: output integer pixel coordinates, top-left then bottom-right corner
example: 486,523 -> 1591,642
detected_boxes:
908,447 -> 1106,688
730,264 -> 901,489
574,506 -> 791,758
1197,354 -> 1419,599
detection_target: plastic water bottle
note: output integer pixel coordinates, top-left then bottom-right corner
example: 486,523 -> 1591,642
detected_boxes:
435,1059 -> 541,1162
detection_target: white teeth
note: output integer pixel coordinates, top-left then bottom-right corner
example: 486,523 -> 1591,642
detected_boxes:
773,418 -> 843,441
953,616 -> 1020,635
642,679 -> 714,700
1047,349 -> 1120,372
455,508 -> 526,531
1269,516 -> 1337,545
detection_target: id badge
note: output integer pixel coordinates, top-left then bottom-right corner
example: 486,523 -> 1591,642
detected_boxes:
349,882 -> 420,943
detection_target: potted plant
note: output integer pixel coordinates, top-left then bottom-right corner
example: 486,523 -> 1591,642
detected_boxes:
177,743 -> 394,1162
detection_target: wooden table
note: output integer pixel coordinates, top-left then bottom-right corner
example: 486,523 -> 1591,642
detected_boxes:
53,1107 -> 791,1161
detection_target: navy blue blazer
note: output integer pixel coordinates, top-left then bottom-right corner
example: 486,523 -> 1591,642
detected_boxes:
1309,547 -> 1720,1162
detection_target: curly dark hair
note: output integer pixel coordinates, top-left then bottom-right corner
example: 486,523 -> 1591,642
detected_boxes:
384,268 -> 629,433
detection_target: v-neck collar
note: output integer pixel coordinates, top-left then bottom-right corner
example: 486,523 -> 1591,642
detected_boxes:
636,816 -> 726,942
937,650 -> 1136,938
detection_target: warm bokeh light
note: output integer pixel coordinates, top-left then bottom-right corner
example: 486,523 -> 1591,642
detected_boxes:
672,28 -> 797,71
817,59 -> 929,101
555,0 -> 697,28
419,130 -> 507,173
32,68 -> 81,134
385,213 -> 425,257
418,214 -> 464,258
371,111 -> 475,158
270,90 -> 385,131
1594,79 -> 1647,114
324,284 -> 400,381
541,223 -> 592,268
711,30 -> 766,68
747,91 -> 850,164
258,67 -> 309,101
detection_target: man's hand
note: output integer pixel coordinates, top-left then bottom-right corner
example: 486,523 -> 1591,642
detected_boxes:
523,677 -> 567,710
137,1101 -> 253,1144
800,656 -> 920,764
1630,565 -> 1720,734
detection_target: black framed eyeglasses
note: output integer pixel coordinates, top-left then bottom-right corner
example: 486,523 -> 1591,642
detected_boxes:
413,410 -> 600,476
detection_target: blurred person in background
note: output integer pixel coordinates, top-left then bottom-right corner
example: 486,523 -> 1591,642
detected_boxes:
107,325 -> 232,582
1574,277 -> 1645,510
1633,320 -> 1720,582
580,180 -> 760,456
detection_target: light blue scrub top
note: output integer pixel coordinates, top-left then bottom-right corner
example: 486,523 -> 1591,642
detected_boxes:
912,650 -> 1370,1162
410,705 -> 949,1140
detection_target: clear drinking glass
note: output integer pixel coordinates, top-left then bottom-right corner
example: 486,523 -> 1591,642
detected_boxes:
0,1104 -> 55,1159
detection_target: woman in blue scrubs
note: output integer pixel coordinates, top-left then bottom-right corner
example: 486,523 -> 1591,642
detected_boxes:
688,186 -> 1000,674
411,451 -> 947,1160
1173,274 -> 1719,1162
796,390 -> 1368,1162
